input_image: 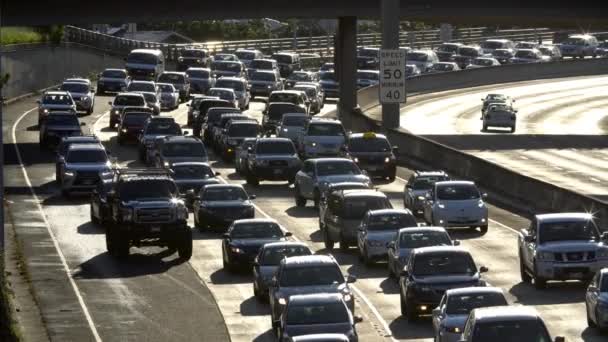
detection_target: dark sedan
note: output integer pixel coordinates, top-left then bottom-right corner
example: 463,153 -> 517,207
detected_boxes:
117,112 -> 151,145
193,184 -> 255,231
170,162 -> 221,208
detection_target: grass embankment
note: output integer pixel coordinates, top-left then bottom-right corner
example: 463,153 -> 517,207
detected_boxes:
1,27 -> 45,45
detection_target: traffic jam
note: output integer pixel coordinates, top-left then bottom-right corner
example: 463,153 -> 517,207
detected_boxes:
34,35 -> 608,342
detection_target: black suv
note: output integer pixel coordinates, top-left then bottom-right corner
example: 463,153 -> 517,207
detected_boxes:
211,113 -> 252,151
39,112 -> 84,149
345,132 -> 398,182
104,168 -> 192,260
154,136 -> 208,169
200,107 -> 242,143
177,48 -> 210,71
193,100 -> 236,137
117,111 -> 152,145
245,138 -> 302,186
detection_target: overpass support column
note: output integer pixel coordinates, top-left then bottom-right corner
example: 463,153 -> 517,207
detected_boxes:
381,0 -> 401,129
336,16 -> 357,130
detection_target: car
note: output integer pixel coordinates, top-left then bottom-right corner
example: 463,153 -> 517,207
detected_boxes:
193,100 -> 237,137
117,111 -> 152,145
284,71 -> 319,89
104,168 -> 191,260
356,209 -> 417,265
432,287 -> 508,342
210,113 -> 252,150
345,132 -> 397,181
355,70 -> 379,89
452,45 -> 485,69
538,44 -> 563,61
213,53 -> 239,62
186,67 -> 216,94
509,49 -> 551,64
491,48 -> 515,64
298,118 -> 347,159
247,58 -> 280,76
294,158 -> 371,208
156,83 -> 180,110
406,64 -> 421,78
399,246 -> 489,321
188,96 -> 228,128
269,255 -> 357,330
481,94 -> 515,114
434,42 -> 464,62
208,87 -> 239,108
137,92 -> 161,115
356,47 -> 380,69
218,119 -> 259,161
127,80 -> 157,93
518,212 -> 608,289
55,135 -> 101,181
186,95 -> 211,123
177,48 -> 210,71
96,68 -> 130,94
235,138 -> 258,176
292,85 -> 323,114
318,71 -> 339,99
211,60 -> 247,78
108,92 -> 147,128
482,103 -> 517,132
595,41 -> 608,58
193,184 -> 255,231
289,334 -> 350,342
157,71 -> 190,101
60,80 -> 95,114
406,50 -> 440,73
235,48 -> 264,67
422,181 -> 489,234
57,143 -> 113,196
90,178 -> 114,225
170,162 -> 220,208
403,170 -> 450,215
277,294 -> 361,342
154,135 -> 208,168
249,70 -> 284,99
387,227 -> 457,279
268,90 -> 311,114
276,113 -> 310,143
429,62 -> 461,73
252,242 -> 312,301
559,34 -> 599,58
459,306 -> 564,342
465,57 -> 501,69
37,91 -> 76,125
271,52 -> 301,77
263,102 -> 307,136
586,267 -> 608,331
125,49 -> 165,80
138,117 -> 182,164
245,137 -> 302,186
319,62 -> 334,72
215,76 -> 250,110
222,218 -> 292,271
39,112 -> 83,149
321,189 -> 392,250
514,41 -> 540,50
479,39 -> 515,55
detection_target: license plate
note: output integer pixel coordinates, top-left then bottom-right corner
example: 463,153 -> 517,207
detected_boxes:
274,169 -> 283,175
150,225 -> 161,233
367,166 -> 379,171
457,217 -> 469,220
82,179 -> 94,185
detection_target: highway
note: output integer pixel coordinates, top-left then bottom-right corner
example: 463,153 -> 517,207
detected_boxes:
5,86 -> 605,341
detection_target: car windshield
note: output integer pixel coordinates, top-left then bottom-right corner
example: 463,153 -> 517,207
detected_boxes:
159,74 -> 185,84
286,303 -> 349,325
437,44 -> 460,53
256,141 -> 295,154
293,87 -> 316,98
228,124 -> 258,137
162,142 -> 206,157
282,116 -> 308,127
413,252 -> 477,276
171,164 -> 214,179
601,276 -> 608,291
231,222 -> 283,239
432,63 -> 455,71
260,245 -> 311,266
142,93 -> 157,102
493,50 -> 512,57
340,197 -> 390,219
102,70 -> 127,78
280,265 -> 343,287
348,137 -> 391,152
43,94 -> 72,105
66,150 -> 107,163
357,72 -> 379,80
158,84 -> 176,92
269,93 -> 299,104
538,47 -> 552,55
61,83 -> 89,93
235,51 -> 256,60
288,72 -> 311,81
436,184 -> 480,200
202,187 -> 247,201
516,42 -> 537,48
123,113 -> 150,125
411,176 -> 449,190
399,231 -> 452,249
317,161 -> 360,176
207,109 -> 238,124
515,50 -> 538,59
472,320 -> 551,342
268,104 -> 303,120
47,115 -> 79,126
214,54 -> 235,61
126,52 -> 158,64
407,52 -> 429,61
486,94 -> 507,102
180,50 -> 205,58
474,59 -> 494,66
458,47 -> 479,56
368,213 -> 417,231
216,80 -> 246,91
250,60 -> 274,69
445,292 -> 508,315
186,69 -> 210,79
145,122 -> 181,135
271,54 -> 293,64
538,220 -> 600,243
114,95 -> 145,106
118,179 -> 177,201
251,72 -> 276,82
320,72 -> 336,81
359,49 -> 379,58
213,62 -> 241,72
128,83 -> 155,92
481,41 -> 505,49
208,89 -> 235,100
307,123 -> 345,136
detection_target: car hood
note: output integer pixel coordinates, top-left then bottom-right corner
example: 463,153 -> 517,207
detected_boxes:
284,323 -> 352,338
442,314 -> 469,329
164,156 -> 209,164
258,265 -> 279,281
201,200 -> 251,208
41,104 -> 74,109
125,62 -> 155,70
122,198 -> 177,208
436,199 -> 482,210
412,274 -> 480,285
231,238 -> 284,249
537,240 -> 601,253
256,154 -> 299,161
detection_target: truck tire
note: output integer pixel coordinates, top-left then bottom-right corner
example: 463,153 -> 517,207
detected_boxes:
294,186 -> 306,207
106,225 -> 129,258
323,230 -> 334,250
519,254 -> 532,283
533,263 -> 547,289
177,227 -> 193,260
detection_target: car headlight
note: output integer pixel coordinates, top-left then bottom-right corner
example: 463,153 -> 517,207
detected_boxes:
267,85 -> 272,89
282,128 -> 288,132
164,161 -> 171,168
537,251 -> 554,261
417,196 -> 426,201
178,57 -> 184,61
196,59 -> 201,63
64,170 -> 75,177
353,157 -> 359,163
278,297 -> 287,305
176,206 -> 188,220
230,246 -> 244,254
121,128 -> 128,133
437,203 -> 445,209
121,207 -> 133,221
309,142 -> 317,147
112,109 -> 120,115
384,157 -> 391,163
43,108 -> 49,114
478,200 -> 485,208
444,326 -> 462,334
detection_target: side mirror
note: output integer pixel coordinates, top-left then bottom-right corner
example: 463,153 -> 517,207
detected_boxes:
346,275 -> 357,283
183,130 -> 190,135
215,172 -> 221,176
479,266 -> 489,273
223,233 -> 231,239
432,308 -> 441,317
252,259 -> 259,267
58,156 -> 66,163
284,232 -> 293,237
353,315 -> 363,324
453,240 -> 461,246
554,337 -> 565,342
249,194 -> 257,200
400,268 -> 409,277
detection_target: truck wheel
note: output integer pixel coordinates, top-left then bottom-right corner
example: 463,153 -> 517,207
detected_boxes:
106,225 -> 129,258
362,247 -> 372,266
533,264 -> 547,289
246,174 -> 259,186
339,235 -> 349,251
90,206 -> 99,225
294,186 -> 306,207
323,230 -> 334,250
519,254 -> 532,283
313,189 -> 320,208
177,227 -> 193,260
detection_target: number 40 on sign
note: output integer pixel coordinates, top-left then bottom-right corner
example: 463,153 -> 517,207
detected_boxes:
379,49 -> 407,104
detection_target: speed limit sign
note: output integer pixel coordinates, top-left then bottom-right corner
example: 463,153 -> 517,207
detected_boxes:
379,49 -> 407,104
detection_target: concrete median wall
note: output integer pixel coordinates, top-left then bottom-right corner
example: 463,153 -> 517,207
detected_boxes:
1,42 -> 125,101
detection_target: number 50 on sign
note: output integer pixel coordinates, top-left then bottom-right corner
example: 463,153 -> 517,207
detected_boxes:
379,49 -> 407,104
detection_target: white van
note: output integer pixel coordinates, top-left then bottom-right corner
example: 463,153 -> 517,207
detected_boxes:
125,49 -> 165,81
559,34 -> 599,58
406,50 -> 440,73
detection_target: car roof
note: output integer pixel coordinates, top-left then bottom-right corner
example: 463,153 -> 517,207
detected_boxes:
63,80 -> 89,86
252,58 -> 276,62
67,143 -> 105,151
340,189 -> 387,199
311,158 -> 354,164
434,180 -> 475,186
446,286 -> 504,297
116,92 -> 144,97
44,91 -> 71,96
233,218 -> 278,226
210,87 -> 236,93
229,119 -> 257,125
368,209 -> 413,216
131,48 -> 163,55
61,135 -> 98,143
256,137 -> 292,144
292,333 -> 350,342
163,136 -> 201,143
253,69 -> 277,74
272,90 -> 304,95
412,246 -> 469,255
204,183 -> 244,190
170,162 -> 211,168
414,170 -> 448,177
535,212 -> 594,222
216,76 -> 246,82
398,226 -> 448,234
283,255 -> 337,267
471,306 -> 541,322
349,132 -> 388,140
309,118 -> 342,124
161,71 -> 186,76
288,293 -> 344,306
261,241 -> 309,250
103,68 -> 126,72
282,112 -> 309,118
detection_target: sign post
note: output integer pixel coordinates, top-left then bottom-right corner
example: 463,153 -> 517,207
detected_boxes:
379,49 -> 407,105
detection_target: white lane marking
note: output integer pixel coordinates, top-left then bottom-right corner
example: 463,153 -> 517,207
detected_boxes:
215,175 -> 397,341
12,108 -> 103,342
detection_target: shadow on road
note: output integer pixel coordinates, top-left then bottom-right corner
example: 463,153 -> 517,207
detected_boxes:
77,221 -> 104,235
73,249 -> 185,279
240,296 -> 270,316
508,281 -> 586,306
389,316 -> 434,340
209,268 -> 252,285
379,277 -> 400,295
285,206 -> 317,219
252,329 -> 276,342
581,327 -> 607,342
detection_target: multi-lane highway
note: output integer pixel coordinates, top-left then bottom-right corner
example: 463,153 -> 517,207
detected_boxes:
5,85 -> 604,341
